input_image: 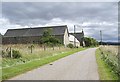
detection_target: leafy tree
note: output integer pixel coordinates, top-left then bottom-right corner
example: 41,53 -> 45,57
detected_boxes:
41,29 -> 61,49
41,29 -> 52,45
84,37 -> 99,47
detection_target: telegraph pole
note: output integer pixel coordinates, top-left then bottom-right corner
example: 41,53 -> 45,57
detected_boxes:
30,26 -> 33,53
100,30 -> 102,45
74,25 -> 76,47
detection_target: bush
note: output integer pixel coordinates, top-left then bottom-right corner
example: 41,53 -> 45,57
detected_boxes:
74,46 -> 79,48
67,43 -> 74,48
8,50 -> 22,58
1,50 -> 7,58
84,37 -> 99,47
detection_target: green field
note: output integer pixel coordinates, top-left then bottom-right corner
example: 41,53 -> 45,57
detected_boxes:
96,46 -> 119,80
1,44 -> 86,80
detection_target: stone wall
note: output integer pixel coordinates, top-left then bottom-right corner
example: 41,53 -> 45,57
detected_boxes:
2,35 -> 64,44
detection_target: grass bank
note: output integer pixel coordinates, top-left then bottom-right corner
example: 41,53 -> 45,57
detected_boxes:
2,47 -> 86,80
95,48 -> 118,80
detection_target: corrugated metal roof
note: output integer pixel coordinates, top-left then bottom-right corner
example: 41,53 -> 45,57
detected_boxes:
4,25 -> 68,37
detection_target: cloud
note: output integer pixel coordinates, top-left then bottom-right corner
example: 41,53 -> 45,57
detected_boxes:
2,2 -> 118,24
0,18 -> 29,34
1,2 -> 118,42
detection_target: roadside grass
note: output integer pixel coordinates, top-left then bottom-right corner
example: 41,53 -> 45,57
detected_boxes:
2,47 -> 86,80
95,48 -> 118,80
2,46 -> 70,68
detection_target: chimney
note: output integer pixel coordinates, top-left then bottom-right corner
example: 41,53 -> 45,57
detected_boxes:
82,29 -> 84,33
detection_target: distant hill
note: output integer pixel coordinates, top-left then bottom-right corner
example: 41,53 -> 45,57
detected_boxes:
99,42 -> 120,45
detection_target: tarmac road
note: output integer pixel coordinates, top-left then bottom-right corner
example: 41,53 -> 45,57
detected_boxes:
10,48 -> 99,80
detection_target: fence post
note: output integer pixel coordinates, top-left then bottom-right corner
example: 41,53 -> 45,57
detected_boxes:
44,45 -> 46,51
10,47 -> 12,58
59,46 -> 60,50
53,46 -> 54,50
30,45 -> 32,53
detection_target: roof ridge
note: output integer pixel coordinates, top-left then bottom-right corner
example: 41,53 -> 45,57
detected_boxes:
7,25 -> 67,30
4,25 -> 68,37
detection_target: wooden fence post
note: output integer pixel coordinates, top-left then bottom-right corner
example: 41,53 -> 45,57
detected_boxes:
59,45 -> 60,50
10,47 -> 12,58
53,46 -> 54,50
30,45 -> 32,53
44,45 -> 46,51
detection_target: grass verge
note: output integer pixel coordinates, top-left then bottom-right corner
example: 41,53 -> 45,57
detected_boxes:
95,48 -> 118,80
2,48 -> 86,80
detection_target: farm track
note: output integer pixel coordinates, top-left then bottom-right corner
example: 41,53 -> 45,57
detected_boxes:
9,48 -> 99,80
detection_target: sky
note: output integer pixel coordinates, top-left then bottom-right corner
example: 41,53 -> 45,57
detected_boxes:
0,2 -> 119,42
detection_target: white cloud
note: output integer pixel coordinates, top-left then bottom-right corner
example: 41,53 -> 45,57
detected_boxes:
0,18 -> 28,35
45,18 -> 79,32
81,21 -> 116,26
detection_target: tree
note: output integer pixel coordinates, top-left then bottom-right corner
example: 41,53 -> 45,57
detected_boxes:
41,29 -> 61,50
84,37 -> 99,47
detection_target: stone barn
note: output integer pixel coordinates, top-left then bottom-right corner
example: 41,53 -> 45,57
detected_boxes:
3,25 -> 70,46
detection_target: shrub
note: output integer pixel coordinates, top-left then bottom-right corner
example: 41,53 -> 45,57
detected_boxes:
67,43 -> 74,48
1,50 -> 7,58
8,50 -> 22,58
75,46 -> 79,48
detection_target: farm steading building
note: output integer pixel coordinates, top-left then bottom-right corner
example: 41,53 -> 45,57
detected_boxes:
2,25 -> 85,47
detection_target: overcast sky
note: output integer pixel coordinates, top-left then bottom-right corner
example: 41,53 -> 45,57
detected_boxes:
1,2 -> 119,42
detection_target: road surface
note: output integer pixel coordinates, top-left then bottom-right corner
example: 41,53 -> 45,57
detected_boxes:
10,48 -> 99,80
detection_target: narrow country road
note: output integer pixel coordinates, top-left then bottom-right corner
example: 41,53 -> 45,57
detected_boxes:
10,48 -> 99,80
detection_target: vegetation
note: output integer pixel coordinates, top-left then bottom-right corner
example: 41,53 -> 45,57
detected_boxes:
96,46 -> 119,80
9,50 -> 22,58
28,44 -> 35,53
67,43 -> 74,48
2,45 -> 68,67
41,29 -> 61,46
2,47 -> 86,80
2,49 -> 22,59
84,37 -> 99,47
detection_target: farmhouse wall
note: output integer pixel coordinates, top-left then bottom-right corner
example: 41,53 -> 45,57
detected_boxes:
64,29 -> 69,47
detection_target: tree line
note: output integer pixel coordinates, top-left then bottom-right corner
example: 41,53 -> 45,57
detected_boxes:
84,37 -> 99,47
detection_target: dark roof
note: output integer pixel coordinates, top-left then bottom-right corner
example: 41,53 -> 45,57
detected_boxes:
69,32 -> 84,41
4,25 -> 68,37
